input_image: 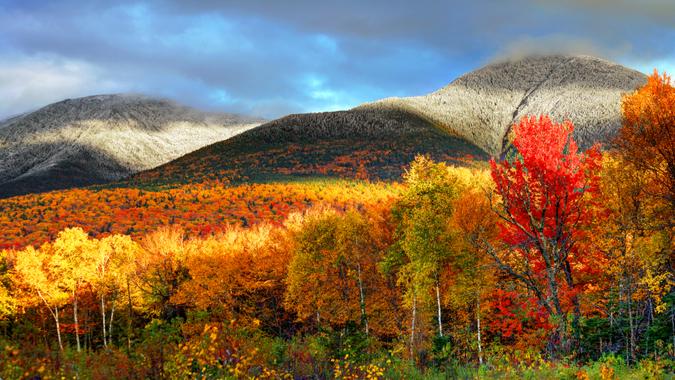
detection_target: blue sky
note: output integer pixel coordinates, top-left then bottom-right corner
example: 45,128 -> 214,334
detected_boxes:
0,0 -> 673,119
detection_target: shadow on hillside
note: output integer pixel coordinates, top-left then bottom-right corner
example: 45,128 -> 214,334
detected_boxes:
0,142 -> 130,199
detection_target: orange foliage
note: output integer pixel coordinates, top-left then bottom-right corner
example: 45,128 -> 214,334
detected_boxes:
173,224 -> 294,330
0,180 -> 401,250
618,70 -> 675,208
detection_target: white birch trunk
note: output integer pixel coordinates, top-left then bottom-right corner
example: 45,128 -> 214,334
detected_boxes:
73,289 -> 80,352
436,281 -> 443,336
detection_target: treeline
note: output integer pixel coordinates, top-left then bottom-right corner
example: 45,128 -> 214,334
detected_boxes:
0,72 -> 672,379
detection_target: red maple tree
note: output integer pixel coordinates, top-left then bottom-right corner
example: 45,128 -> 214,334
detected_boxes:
487,115 -> 602,352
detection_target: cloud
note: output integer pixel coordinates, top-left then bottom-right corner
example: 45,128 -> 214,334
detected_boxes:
0,0 -> 672,119
491,36 -> 633,63
0,54 -> 124,119
535,0 -> 675,27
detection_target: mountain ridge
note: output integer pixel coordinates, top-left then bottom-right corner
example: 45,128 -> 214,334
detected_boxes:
357,55 -> 646,155
129,55 -> 646,188
0,94 -> 263,198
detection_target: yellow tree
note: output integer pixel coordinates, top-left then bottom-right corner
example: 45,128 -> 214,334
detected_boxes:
385,155 -> 459,356
14,245 -> 70,351
49,227 -> 98,352
174,224 -> 292,330
448,167 -> 498,364
285,207 -> 387,336
334,210 -> 382,336
94,234 -> 141,348
0,250 -> 16,320
133,227 -> 192,321
598,154 -> 673,359
285,208 -> 348,328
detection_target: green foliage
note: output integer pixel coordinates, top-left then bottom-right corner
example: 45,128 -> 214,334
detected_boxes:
315,321 -> 374,364
430,334 -> 454,369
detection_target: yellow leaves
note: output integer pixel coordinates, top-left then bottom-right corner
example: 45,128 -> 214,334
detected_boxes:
285,206 -> 384,326
14,245 -> 69,309
638,268 -> 673,314
332,355 -> 385,380
140,226 -> 190,260
597,151 -> 673,316
0,285 -> 14,318
10,228 -> 144,319
447,164 -> 493,193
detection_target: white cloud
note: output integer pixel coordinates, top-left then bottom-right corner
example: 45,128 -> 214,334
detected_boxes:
0,55 -> 124,119
490,35 -> 633,63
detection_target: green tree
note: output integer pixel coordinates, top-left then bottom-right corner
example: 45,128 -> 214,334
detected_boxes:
388,155 -> 459,356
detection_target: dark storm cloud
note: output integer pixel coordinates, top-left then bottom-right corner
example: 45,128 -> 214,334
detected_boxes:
0,0 -> 673,119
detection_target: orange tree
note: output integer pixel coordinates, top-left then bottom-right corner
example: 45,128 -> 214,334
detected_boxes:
488,115 -> 602,354
617,70 -> 675,211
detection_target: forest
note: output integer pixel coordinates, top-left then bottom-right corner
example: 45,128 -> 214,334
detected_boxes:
0,71 -> 672,379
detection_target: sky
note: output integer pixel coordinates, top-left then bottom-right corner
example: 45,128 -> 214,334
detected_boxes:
0,0 -> 674,120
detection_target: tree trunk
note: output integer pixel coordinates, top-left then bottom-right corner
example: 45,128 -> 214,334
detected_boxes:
101,294 -> 107,347
36,290 -> 63,351
356,263 -> 369,335
108,299 -> 116,346
563,259 -> 581,350
628,287 -> 635,362
55,306 -> 63,351
546,267 -> 568,352
435,279 -> 443,337
477,297 -> 483,365
73,289 -> 81,352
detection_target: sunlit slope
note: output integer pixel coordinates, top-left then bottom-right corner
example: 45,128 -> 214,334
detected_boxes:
359,55 -> 646,155
0,94 -> 262,198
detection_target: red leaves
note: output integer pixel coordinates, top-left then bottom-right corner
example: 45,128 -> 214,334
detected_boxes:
488,289 -> 553,339
489,289 -> 524,338
490,115 -> 602,251
489,115 -> 604,332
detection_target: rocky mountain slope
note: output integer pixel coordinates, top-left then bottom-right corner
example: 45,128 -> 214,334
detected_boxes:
131,55 -> 645,188
359,55 -> 646,155
0,94 -> 262,198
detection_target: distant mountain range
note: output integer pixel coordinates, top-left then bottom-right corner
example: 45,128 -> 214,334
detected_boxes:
0,55 -> 647,197
0,94 -> 262,198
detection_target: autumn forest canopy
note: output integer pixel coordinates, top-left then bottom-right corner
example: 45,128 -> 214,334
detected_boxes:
0,72 -> 673,379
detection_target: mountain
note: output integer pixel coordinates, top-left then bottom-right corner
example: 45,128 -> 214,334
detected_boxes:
359,55 -> 647,155
0,94 -> 263,198
130,55 -> 645,188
